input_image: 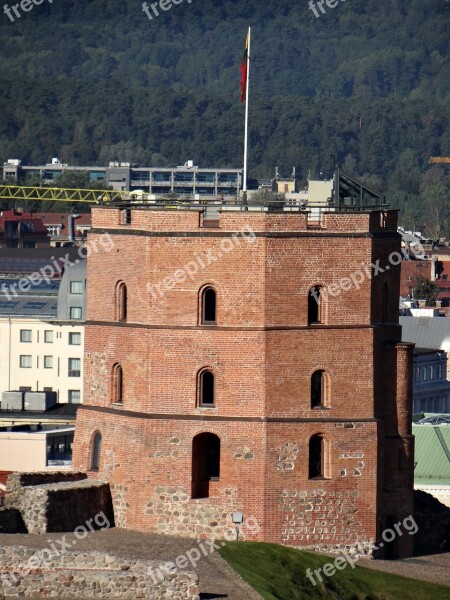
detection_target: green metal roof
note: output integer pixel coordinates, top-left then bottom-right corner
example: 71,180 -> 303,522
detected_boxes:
413,424 -> 450,485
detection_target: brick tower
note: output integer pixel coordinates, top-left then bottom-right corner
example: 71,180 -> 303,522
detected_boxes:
73,181 -> 414,557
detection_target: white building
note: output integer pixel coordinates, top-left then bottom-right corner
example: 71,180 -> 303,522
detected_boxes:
0,256 -> 86,404
0,319 -> 84,404
0,427 -> 74,471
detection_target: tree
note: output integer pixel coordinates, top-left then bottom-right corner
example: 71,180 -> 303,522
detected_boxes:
414,274 -> 440,306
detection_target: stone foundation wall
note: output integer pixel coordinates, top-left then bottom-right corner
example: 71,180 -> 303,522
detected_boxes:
144,485 -> 244,540
5,472 -> 114,534
279,487 -> 364,546
5,472 -> 86,513
0,546 -> 199,599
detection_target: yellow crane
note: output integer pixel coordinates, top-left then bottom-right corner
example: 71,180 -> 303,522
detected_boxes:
0,185 -> 198,206
428,157 -> 450,164
0,184 -> 125,204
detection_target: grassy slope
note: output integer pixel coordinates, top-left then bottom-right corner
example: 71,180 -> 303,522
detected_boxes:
219,541 -> 449,600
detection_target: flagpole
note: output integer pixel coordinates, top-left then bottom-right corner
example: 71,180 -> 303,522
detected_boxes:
243,25 -> 251,195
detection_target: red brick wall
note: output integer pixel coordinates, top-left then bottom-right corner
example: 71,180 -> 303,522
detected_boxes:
73,207 -> 414,556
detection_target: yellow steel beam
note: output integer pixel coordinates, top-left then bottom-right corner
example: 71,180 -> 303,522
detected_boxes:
0,185 -> 125,204
428,157 -> 450,164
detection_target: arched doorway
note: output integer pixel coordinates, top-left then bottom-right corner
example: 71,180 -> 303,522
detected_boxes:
191,433 -> 221,499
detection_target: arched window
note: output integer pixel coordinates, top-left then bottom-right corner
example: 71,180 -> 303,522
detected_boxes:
311,370 -> 330,408
91,432 -> 102,470
382,282 -> 389,323
116,282 -> 127,322
198,370 -> 215,406
112,364 -> 123,404
201,287 -> 216,324
308,286 -> 323,324
191,433 -> 221,499
308,434 -> 329,479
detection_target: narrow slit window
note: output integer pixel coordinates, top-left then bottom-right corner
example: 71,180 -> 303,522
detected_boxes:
308,286 -> 322,324
202,287 -> 216,324
117,282 -> 127,321
309,434 -> 325,479
199,371 -> 215,406
113,364 -> 123,404
91,432 -> 102,470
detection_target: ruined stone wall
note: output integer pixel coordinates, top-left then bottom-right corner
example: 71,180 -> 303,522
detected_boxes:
5,472 -> 114,534
0,546 -> 199,599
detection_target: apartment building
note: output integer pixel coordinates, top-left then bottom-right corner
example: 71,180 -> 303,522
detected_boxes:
2,158 -> 242,199
0,257 -> 86,404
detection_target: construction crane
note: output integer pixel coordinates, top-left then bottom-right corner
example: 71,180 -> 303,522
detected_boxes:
0,184 -> 127,204
428,157 -> 450,164
0,185 -> 211,207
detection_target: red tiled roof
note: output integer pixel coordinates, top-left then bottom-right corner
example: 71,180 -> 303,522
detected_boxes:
0,210 -> 48,235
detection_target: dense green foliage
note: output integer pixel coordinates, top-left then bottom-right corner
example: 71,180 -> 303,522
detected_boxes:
0,0 -> 449,232
220,541 -> 450,600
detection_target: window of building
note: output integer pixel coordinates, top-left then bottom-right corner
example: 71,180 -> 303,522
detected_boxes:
308,286 -> 323,324
201,287 -> 216,324
112,364 -> 123,404
70,307 -> 82,319
20,355 -> 32,368
311,370 -> 330,408
69,332 -> 81,345
68,390 -> 81,404
191,433 -> 221,499
70,281 -> 83,294
422,367 -> 427,381
44,356 -> 53,369
122,208 -> 132,225
198,371 -> 215,406
68,358 -> 81,377
116,282 -> 127,321
91,432 -> 102,470
308,434 -> 329,479
20,330 -> 32,343
44,330 -> 53,343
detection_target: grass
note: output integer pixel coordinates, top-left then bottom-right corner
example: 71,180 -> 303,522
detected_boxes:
219,541 -> 450,600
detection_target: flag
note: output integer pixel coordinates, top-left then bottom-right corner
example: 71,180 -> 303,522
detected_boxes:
240,32 -> 249,102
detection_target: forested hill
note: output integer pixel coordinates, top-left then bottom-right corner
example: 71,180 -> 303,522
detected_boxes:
0,0 -> 449,234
